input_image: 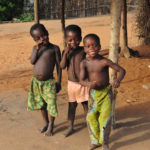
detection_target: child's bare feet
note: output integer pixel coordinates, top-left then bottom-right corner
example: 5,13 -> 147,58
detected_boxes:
64,127 -> 74,137
38,124 -> 48,133
44,123 -> 53,136
89,144 -> 101,150
102,144 -> 109,150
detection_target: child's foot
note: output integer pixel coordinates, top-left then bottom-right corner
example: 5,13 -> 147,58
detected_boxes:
89,144 -> 101,150
64,127 -> 74,137
38,124 -> 48,133
44,123 -> 53,136
102,144 -> 109,150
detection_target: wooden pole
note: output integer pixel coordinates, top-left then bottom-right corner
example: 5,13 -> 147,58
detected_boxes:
34,0 -> 39,24
60,0 -> 66,48
109,0 -> 122,129
122,0 -> 131,58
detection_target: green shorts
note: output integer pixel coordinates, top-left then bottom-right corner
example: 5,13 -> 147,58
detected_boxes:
27,76 -> 57,117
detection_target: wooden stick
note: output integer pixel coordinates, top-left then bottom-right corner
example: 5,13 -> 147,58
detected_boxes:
109,0 -> 122,129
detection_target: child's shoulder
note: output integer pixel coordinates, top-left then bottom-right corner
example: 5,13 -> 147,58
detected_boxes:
99,57 -> 114,66
32,45 -> 37,50
78,46 -> 84,52
50,43 -> 60,49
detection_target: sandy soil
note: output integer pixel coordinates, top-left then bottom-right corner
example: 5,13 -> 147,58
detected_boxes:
0,13 -> 150,150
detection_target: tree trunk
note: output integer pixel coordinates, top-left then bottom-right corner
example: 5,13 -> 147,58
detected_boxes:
60,0 -> 66,48
34,0 -> 39,23
121,0 -> 131,58
109,0 -> 122,129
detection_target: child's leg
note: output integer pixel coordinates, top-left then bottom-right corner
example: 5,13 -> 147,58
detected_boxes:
65,102 -> 78,137
86,108 -> 99,145
45,114 -> 55,136
39,106 -> 49,133
98,96 -> 112,149
81,101 -> 88,115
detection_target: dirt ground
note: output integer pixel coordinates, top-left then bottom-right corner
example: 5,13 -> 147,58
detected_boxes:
0,13 -> 150,150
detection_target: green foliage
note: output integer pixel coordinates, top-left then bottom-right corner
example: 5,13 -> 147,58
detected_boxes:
0,0 -> 23,21
19,13 -> 34,22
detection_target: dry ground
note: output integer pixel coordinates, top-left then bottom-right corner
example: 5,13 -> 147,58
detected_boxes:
0,13 -> 150,150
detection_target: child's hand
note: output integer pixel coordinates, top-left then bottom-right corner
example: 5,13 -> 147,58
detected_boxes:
110,79 -> 120,88
64,44 -> 72,54
89,81 -> 97,89
36,40 -> 43,51
56,82 -> 61,93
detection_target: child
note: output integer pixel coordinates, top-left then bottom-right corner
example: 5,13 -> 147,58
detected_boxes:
60,25 -> 109,137
80,34 -> 125,150
27,23 -> 62,136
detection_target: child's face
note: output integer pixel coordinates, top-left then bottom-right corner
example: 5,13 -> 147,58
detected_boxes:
84,37 -> 100,58
65,31 -> 81,49
31,27 -> 49,47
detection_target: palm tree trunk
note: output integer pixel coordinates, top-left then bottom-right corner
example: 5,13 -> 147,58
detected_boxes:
109,0 -> 122,129
60,0 -> 66,48
34,0 -> 39,23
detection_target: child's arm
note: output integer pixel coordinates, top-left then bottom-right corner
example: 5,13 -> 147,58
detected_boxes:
60,46 -> 71,69
99,47 -> 121,56
30,46 -> 39,64
104,58 -> 126,88
99,49 -> 109,56
80,60 -> 96,89
55,46 -> 62,93
30,41 -> 43,64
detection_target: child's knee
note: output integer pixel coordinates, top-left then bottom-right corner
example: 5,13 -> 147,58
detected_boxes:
81,101 -> 88,106
69,102 -> 77,109
86,112 -> 93,122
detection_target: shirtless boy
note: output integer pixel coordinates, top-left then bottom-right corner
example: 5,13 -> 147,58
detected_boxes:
60,25 -> 109,137
80,34 -> 125,150
27,24 -> 61,136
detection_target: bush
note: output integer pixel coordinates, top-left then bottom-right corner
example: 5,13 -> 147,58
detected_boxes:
0,0 -> 24,21
19,13 -> 34,22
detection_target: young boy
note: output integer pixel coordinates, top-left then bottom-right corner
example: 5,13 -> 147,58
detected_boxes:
27,23 -> 62,136
60,25 -> 109,137
80,34 -> 125,150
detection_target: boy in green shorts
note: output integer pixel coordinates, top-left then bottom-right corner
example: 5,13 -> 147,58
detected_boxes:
27,23 -> 62,136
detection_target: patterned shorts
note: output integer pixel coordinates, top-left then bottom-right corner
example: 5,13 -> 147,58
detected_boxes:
27,76 -> 57,117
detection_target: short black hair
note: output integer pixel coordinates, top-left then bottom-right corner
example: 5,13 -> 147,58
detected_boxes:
30,23 -> 48,36
83,34 -> 101,46
65,24 -> 81,37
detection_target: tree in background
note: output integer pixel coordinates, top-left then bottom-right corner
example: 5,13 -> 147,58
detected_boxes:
60,0 -> 66,48
121,0 -> 140,58
136,0 -> 150,45
34,0 -> 39,23
0,0 -> 24,21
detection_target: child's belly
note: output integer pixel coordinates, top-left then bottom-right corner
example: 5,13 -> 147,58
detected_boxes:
33,61 -> 54,81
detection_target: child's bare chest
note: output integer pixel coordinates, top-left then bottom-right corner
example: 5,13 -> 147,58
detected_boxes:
86,60 -> 107,73
38,49 -> 55,62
